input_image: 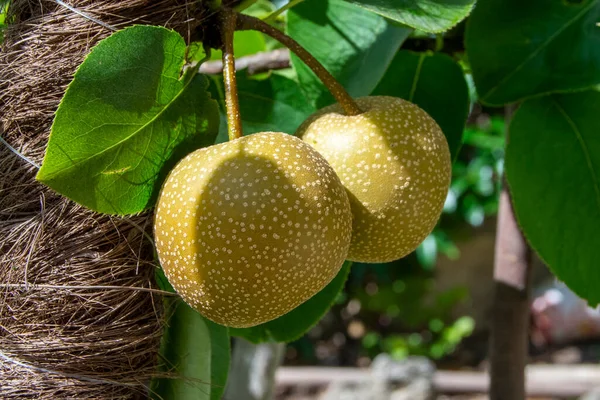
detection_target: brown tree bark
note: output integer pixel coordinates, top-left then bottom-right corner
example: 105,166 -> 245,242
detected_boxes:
489,186 -> 532,400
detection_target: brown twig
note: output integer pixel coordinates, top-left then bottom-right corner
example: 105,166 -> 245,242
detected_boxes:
200,48 -> 291,75
221,8 -> 243,140
235,12 -> 362,116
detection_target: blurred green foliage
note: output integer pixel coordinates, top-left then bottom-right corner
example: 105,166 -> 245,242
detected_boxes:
363,316 -> 474,360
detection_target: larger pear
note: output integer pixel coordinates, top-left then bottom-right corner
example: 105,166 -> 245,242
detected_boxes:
154,132 -> 352,328
297,96 -> 451,263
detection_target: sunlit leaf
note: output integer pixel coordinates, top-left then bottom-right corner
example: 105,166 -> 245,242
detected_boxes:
287,0 -> 411,109
37,26 -> 220,215
344,0 -> 475,33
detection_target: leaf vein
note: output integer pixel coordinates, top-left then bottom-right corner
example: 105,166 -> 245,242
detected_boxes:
408,53 -> 426,102
46,72 -> 197,177
553,97 -> 600,213
481,0 -> 598,101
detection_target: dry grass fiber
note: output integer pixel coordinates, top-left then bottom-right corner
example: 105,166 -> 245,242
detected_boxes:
0,0 -> 210,398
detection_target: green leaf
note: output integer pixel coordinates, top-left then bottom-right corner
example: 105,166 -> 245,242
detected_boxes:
36,25 -> 220,215
287,0 -> 411,109
372,50 -> 469,160
466,0 -> 600,106
210,73 -> 316,143
343,0 -> 475,33
241,0 -> 276,18
231,261 -> 352,343
151,296 -> 230,400
506,90 -> 600,305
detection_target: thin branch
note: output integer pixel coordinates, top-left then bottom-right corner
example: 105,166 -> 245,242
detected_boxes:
236,12 -> 362,116
199,48 -> 290,75
221,8 -> 243,140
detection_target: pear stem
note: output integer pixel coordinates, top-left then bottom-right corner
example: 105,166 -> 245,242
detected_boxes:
235,12 -> 362,116
221,8 -> 243,140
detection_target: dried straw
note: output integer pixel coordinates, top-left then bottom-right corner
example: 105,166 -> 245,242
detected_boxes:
0,0 -> 213,398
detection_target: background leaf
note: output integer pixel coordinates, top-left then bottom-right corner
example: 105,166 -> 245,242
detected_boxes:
343,0 -> 475,33
151,296 -> 230,400
210,73 -> 316,142
506,90 -> 600,305
466,0 -> 600,106
372,50 -> 469,160
240,0 -> 276,18
287,0 -> 411,109
36,25 -> 220,215
209,30 -> 266,60
231,261 -> 352,343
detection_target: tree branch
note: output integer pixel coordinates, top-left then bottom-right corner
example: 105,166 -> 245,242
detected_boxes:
489,184 -> 532,400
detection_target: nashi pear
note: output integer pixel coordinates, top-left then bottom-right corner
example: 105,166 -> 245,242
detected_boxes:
154,132 -> 352,328
297,96 -> 451,263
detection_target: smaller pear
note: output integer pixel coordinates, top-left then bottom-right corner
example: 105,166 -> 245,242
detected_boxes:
297,96 -> 451,263
154,132 -> 353,328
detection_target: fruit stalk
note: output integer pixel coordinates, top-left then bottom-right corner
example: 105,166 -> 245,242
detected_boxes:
235,12 -> 362,116
221,8 -> 243,140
